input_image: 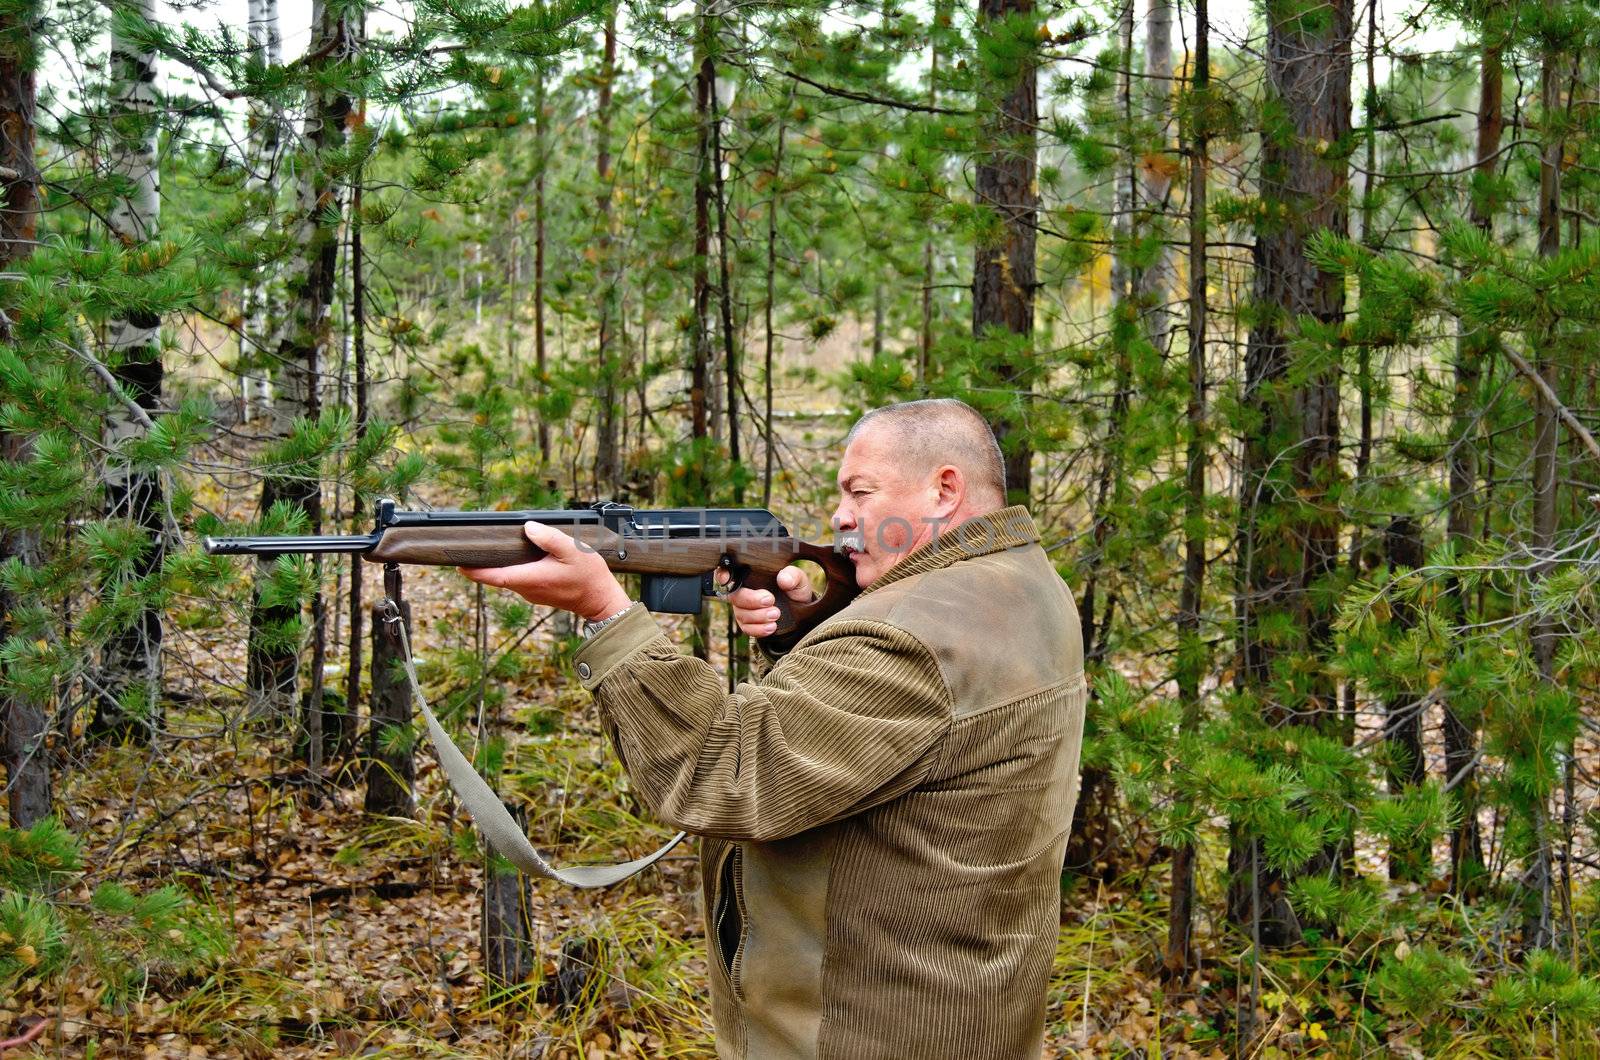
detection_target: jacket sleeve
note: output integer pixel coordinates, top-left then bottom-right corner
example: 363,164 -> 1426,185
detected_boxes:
573,603 -> 952,841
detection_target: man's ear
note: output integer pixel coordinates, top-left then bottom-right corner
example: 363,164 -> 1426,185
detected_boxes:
934,465 -> 965,515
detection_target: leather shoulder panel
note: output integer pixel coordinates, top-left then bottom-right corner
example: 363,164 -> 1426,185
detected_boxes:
823,545 -> 1082,718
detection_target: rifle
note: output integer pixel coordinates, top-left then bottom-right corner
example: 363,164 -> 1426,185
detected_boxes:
204,499 -> 859,651
205,500 -> 861,889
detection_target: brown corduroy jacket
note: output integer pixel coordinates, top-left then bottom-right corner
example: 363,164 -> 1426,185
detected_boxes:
574,506 -> 1086,1060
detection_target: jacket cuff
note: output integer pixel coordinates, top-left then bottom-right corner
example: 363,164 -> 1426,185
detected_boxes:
573,603 -> 661,690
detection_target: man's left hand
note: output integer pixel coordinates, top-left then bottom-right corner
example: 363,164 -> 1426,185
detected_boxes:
459,521 -> 633,622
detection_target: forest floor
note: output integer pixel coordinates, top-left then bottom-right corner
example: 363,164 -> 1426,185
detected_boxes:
2,553 -> 1260,1060
8,574 -> 1477,1060
8,425 -> 1587,1060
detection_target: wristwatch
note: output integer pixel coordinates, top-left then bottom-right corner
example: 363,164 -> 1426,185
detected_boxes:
582,604 -> 633,639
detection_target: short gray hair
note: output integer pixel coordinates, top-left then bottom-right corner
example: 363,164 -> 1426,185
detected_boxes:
846,399 -> 1006,503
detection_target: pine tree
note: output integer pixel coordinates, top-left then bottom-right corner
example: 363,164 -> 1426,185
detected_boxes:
1521,0 -> 1566,951
1228,0 -> 1355,948
1165,0 -> 1211,977
971,0 -> 1038,504
593,3 -> 620,496
1443,0 -> 1504,896
0,0 -> 48,828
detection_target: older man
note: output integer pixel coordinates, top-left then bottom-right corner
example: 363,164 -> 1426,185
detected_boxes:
462,398 -> 1086,1060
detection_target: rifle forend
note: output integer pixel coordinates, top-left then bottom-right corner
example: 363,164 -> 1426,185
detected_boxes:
204,500 -> 860,650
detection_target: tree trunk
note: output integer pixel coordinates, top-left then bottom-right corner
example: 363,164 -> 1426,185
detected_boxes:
475,578 -> 533,978
482,803 -> 535,984
1081,0 -> 1135,663
1341,0 -> 1379,745
534,36 -> 550,466
1227,0 -> 1353,948
1164,0 -> 1208,979
0,0 -> 50,828
1383,517 -> 1428,882
1523,26 -> 1563,952
1066,0 -> 1135,880
919,0 -> 949,391
712,65 -> 742,505
1136,0 -> 1173,353
346,84 -> 368,723
594,7 -> 620,495
1110,0 -> 1134,311
94,0 -> 164,743
762,111 -> 785,510
972,0 -> 1037,504
240,0 -> 282,424
689,2 -> 714,660
710,65 -> 748,682
1443,28 -> 1501,898
692,9 -> 712,458
246,0 -> 351,726
364,572 -> 415,817
1061,764 -> 1118,881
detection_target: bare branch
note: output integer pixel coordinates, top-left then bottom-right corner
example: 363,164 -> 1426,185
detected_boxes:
779,69 -> 970,117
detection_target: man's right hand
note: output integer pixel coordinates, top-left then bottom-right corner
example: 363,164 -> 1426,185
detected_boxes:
721,565 -> 816,639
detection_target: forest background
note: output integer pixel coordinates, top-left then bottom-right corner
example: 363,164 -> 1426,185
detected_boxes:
3,0 -> 1600,1054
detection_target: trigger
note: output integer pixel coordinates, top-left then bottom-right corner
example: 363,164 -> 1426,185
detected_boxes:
714,556 -> 747,599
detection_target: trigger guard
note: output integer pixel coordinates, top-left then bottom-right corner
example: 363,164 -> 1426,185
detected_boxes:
713,559 -> 748,599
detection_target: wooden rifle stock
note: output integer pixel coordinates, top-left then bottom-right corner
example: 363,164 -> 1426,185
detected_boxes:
364,522 -> 857,648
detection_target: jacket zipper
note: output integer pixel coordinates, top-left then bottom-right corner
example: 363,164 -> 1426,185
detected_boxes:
713,845 -> 746,996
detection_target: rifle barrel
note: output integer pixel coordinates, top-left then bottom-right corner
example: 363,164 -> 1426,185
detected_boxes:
204,533 -> 382,556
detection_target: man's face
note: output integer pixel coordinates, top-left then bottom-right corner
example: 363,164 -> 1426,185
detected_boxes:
831,427 -> 941,588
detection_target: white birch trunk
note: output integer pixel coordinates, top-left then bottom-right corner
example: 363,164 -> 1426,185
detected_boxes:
279,0 -> 345,420
105,0 -> 159,394
245,0 -> 350,717
241,0 -> 282,424
99,0 -> 164,734
1136,0 -> 1174,353
1110,0 -> 1135,304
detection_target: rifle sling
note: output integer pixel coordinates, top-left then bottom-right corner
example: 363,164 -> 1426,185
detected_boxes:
382,598 -> 687,888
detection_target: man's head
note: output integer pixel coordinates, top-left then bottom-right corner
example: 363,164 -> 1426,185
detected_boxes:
832,399 -> 1007,587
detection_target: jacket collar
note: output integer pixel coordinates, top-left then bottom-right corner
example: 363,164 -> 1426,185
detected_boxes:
856,505 -> 1041,598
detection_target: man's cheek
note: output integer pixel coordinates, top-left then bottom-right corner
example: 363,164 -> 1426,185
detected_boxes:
875,515 -> 912,554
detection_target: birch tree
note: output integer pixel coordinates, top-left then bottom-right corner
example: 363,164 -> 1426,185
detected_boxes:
239,0 -> 282,424
245,0 -> 354,731
1136,0 -> 1173,352
94,0 -> 164,742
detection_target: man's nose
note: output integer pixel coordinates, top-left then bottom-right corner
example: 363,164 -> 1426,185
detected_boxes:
831,502 -> 855,531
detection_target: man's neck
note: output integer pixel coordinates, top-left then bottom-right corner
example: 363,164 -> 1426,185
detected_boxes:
919,503 -> 1004,551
